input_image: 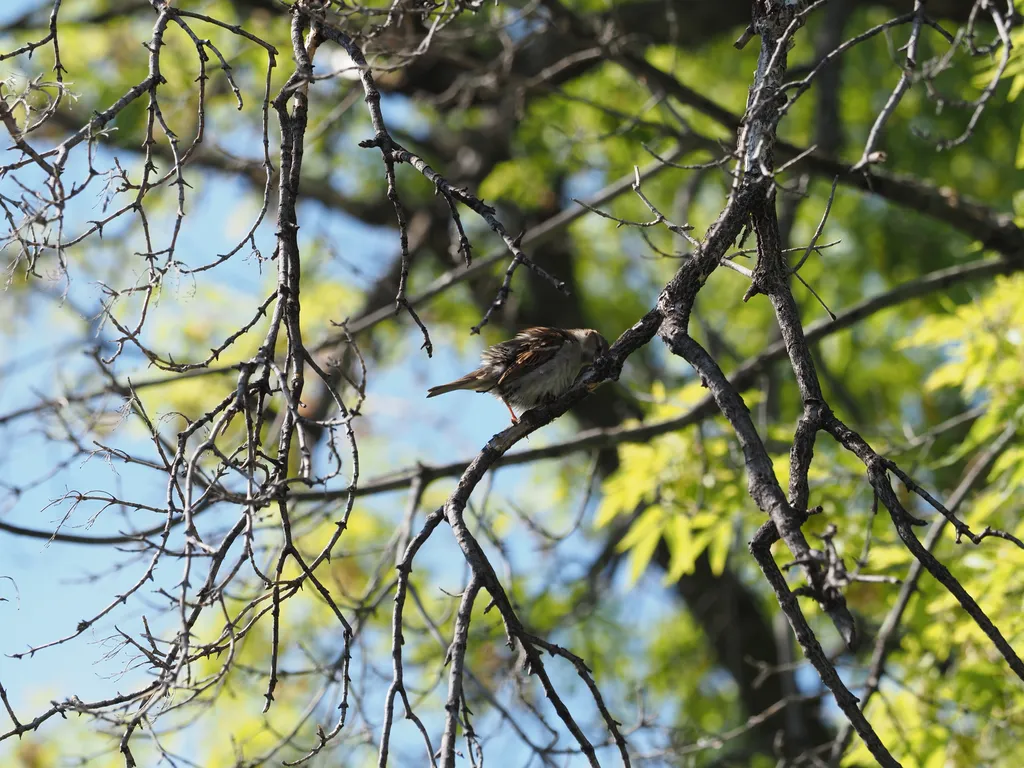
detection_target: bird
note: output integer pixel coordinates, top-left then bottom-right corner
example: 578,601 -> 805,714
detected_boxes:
426,327 -> 609,423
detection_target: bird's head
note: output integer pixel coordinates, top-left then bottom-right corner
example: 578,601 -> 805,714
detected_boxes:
572,328 -> 609,363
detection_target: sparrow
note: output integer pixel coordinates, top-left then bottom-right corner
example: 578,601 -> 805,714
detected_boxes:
427,327 -> 609,423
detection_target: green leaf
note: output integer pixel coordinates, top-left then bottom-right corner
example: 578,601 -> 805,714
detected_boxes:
618,505 -> 666,585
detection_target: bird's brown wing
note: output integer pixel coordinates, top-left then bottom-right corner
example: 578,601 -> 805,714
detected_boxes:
493,328 -> 570,389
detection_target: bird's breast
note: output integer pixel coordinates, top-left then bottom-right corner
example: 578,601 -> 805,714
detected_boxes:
499,347 -> 582,405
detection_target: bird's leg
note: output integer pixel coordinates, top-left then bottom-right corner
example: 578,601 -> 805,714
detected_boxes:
502,398 -> 519,424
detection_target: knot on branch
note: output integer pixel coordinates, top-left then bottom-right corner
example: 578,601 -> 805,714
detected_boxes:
358,135 -> 390,151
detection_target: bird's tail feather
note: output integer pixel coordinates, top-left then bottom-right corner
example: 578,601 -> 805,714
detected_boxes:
426,371 -> 487,398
